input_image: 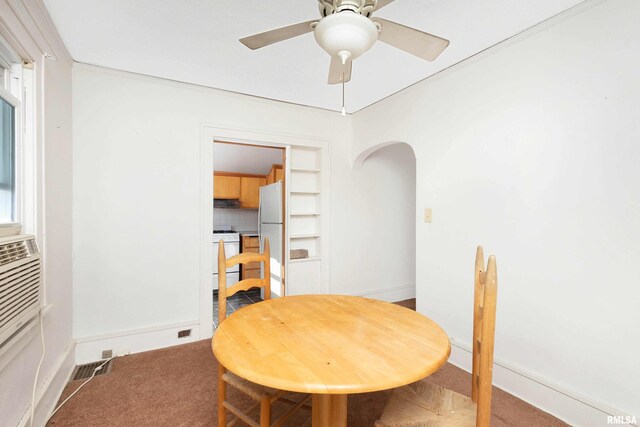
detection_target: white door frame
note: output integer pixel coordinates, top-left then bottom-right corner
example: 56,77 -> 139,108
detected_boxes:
199,125 -> 329,338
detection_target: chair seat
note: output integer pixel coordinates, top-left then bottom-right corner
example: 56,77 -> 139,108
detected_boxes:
375,380 -> 477,427
222,371 -> 282,402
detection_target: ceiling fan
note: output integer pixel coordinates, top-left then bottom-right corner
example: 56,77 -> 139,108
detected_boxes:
239,0 -> 450,85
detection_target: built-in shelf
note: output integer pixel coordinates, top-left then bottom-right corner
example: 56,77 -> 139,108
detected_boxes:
291,168 -> 320,173
289,147 -> 322,264
290,233 -> 321,239
289,256 -> 322,264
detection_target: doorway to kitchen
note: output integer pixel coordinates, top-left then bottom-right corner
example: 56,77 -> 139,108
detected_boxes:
200,126 -> 329,339
212,141 -> 286,328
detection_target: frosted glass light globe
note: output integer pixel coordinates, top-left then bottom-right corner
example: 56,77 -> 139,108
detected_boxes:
314,13 -> 378,62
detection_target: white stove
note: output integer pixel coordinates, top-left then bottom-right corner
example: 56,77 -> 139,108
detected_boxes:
212,229 -> 240,243
213,227 -> 240,290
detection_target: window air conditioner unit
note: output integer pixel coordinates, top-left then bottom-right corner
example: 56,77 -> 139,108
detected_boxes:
0,234 -> 41,345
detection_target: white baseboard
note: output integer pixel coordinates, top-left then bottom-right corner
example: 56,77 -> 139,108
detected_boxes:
18,340 -> 76,427
75,320 -> 201,364
351,283 -> 416,302
448,340 -> 638,427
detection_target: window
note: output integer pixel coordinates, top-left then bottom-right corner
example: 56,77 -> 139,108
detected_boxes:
0,35 -> 31,236
0,33 -> 22,231
0,93 -> 16,224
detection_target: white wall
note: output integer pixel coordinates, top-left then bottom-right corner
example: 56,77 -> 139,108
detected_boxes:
0,1 -> 74,425
71,66 -> 325,354
213,208 -> 258,232
352,0 -> 640,423
72,64 -> 420,361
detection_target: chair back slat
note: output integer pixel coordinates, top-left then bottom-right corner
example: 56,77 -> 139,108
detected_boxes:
226,252 -> 268,268
226,278 -> 266,296
218,238 -> 271,324
471,246 -> 485,403
475,253 -> 498,427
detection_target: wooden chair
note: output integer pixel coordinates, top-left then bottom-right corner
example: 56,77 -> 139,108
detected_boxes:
374,246 -> 498,427
216,238 -> 311,427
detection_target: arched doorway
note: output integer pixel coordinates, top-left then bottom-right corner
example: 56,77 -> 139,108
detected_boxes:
352,142 -> 417,304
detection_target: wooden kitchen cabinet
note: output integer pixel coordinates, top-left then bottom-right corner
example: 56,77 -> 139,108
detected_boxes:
214,170 -> 271,209
213,175 -> 241,199
241,235 -> 261,279
240,177 -> 266,209
266,164 -> 284,185
274,166 -> 283,183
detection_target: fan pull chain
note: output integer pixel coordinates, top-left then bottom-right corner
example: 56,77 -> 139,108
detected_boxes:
341,74 -> 346,117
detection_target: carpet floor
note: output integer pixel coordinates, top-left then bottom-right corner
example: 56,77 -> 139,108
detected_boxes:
48,338 -> 567,426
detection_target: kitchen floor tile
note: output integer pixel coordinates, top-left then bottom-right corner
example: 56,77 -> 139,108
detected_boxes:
213,289 -> 263,330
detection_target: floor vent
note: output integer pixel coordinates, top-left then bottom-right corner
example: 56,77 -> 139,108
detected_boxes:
71,360 -> 113,381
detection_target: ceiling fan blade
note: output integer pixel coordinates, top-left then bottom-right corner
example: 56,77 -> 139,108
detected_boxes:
240,20 -> 317,50
374,18 -> 450,61
328,55 -> 352,85
375,0 -> 397,10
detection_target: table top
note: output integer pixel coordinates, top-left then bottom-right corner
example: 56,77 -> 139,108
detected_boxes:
213,295 -> 451,394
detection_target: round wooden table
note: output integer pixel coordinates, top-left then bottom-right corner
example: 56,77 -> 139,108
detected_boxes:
213,295 -> 451,427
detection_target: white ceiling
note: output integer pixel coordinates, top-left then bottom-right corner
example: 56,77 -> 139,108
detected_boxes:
213,143 -> 283,175
44,0 -> 585,112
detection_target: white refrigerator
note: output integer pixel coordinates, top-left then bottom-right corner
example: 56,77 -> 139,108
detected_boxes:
259,182 -> 284,297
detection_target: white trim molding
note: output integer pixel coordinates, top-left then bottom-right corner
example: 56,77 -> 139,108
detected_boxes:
448,340 -> 638,427
17,339 -> 75,427
0,0 -> 73,65
352,283 -> 416,303
75,321 -> 201,364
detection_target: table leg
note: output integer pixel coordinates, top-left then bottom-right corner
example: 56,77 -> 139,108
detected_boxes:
312,394 -> 347,427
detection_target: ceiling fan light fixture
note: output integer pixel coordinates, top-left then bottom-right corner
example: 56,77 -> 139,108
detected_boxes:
314,12 -> 378,61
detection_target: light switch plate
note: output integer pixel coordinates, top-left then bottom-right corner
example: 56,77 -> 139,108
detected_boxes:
424,208 -> 432,223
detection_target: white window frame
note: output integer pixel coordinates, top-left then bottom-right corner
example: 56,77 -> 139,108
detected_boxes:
0,32 -> 26,236
0,80 -> 22,236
